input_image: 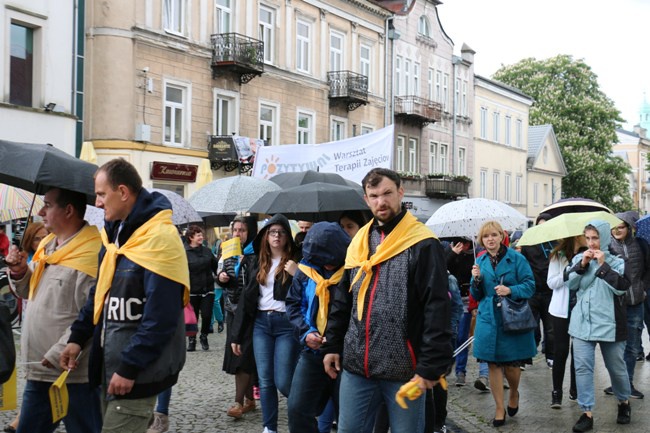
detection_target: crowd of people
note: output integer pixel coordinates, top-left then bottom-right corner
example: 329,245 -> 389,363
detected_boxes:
0,162 -> 649,433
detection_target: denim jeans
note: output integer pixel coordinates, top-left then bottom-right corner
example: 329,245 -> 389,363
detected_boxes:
253,310 -> 300,431
337,370 -> 425,433
573,338 -> 630,412
455,312 -> 472,374
624,303 -> 644,383
17,380 -> 101,433
155,387 -> 172,415
317,399 -> 336,433
288,350 -> 336,433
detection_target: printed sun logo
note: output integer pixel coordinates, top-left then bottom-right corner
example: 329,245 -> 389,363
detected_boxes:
263,155 -> 280,179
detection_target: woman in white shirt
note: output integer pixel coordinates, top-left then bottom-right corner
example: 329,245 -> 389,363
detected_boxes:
231,214 -> 299,433
547,235 -> 586,409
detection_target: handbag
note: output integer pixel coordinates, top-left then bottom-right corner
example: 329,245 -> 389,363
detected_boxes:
499,296 -> 537,333
184,303 -> 198,337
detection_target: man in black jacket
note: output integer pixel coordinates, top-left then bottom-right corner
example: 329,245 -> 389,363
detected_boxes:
322,168 -> 452,433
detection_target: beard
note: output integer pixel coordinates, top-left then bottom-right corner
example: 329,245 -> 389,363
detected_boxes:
373,206 -> 400,224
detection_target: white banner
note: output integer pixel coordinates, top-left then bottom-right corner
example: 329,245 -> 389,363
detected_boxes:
252,125 -> 394,185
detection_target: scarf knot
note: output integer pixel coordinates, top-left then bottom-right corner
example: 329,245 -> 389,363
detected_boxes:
298,264 -> 344,335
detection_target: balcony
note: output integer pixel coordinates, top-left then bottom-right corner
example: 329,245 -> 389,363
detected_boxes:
327,71 -> 368,111
211,33 -> 264,84
425,178 -> 470,199
394,96 -> 442,127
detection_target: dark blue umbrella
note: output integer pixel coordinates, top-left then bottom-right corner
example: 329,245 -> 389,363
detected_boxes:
636,214 -> 650,245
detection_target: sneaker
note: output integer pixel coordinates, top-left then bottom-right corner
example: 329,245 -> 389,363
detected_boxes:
636,353 -> 644,361
433,426 -> 447,433
572,413 -> 593,432
551,390 -> 562,409
146,412 -> 169,433
253,385 -> 261,400
569,390 -> 578,402
242,398 -> 256,413
630,386 -> 644,399
474,376 -> 490,392
616,401 -> 631,424
546,359 -> 554,369
604,386 -> 614,395
227,402 -> 243,419
262,428 -> 277,433
455,372 -> 466,387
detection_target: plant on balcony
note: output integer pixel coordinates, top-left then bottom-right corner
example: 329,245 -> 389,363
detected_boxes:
452,175 -> 472,184
426,173 -> 447,179
397,171 -> 423,180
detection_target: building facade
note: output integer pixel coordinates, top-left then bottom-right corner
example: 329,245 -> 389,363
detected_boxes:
613,127 -> 650,214
526,124 -> 566,219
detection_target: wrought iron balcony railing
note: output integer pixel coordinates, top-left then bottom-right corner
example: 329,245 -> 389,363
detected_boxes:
425,178 -> 469,198
327,71 -> 368,111
211,33 -> 264,84
394,96 -> 442,127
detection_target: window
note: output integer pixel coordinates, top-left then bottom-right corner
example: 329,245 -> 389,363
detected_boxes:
259,103 -> 278,145
395,56 -> 402,95
492,171 -> 500,200
516,119 -> 523,148
152,182 -> 185,197
493,112 -> 500,142
215,0 -> 232,34
429,142 -> 437,173
408,138 -> 418,172
330,30 -> 344,71
533,183 -> 539,206
454,78 -> 460,115
164,0 -> 185,34
330,116 -> 347,141
361,125 -> 374,135
214,90 -> 238,135
457,147 -> 466,176
360,43 -> 371,90
296,19 -> 311,73
504,173 -> 511,203
543,183 -> 549,206
259,6 -> 275,63
404,59 -> 411,95
480,107 -> 488,139
413,63 -> 420,97
418,16 -> 430,37
461,81 -> 468,116
515,175 -> 523,203
543,146 -> 548,163
435,71 -> 441,103
10,23 -> 34,106
480,169 -> 487,198
396,136 -> 405,172
428,69 -> 433,100
505,116 -> 512,146
442,73 -> 449,110
439,144 -> 448,174
297,111 -> 313,144
164,83 -> 189,147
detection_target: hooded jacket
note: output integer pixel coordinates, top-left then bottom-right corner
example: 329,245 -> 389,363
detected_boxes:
69,190 -> 186,399
285,222 -> 350,348
609,211 -> 649,306
567,220 -> 630,342
185,243 -> 218,295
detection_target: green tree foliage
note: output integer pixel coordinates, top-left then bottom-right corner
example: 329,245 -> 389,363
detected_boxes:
493,55 -> 633,212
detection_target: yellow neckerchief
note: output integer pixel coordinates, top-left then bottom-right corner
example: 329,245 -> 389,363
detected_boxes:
29,224 -> 101,300
94,209 -> 190,324
297,264 -> 345,335
345,212 -> 435,320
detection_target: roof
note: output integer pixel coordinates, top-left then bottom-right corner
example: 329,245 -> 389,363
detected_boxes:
475,74 -> 533,101
526,124 -> 567,175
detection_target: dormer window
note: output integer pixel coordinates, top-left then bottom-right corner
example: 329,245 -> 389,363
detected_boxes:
418,16 -> 430,37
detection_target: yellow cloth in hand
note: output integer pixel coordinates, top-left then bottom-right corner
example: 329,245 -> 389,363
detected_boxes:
29,225 -> 101,300
94,209 -> 190,324
345,212 -> 435,321
297,264 -> 345,335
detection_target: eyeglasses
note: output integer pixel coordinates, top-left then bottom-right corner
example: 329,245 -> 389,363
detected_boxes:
268,230 -> 287,237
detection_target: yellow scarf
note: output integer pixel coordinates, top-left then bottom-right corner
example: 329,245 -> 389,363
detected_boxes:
94,209 -> 190,324
345,212 -> 435,321
297,264 -> 345,335
29,224 -> 101,300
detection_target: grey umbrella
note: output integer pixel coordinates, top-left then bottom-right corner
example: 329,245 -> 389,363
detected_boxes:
270,170 -> 361,189
189,175 -> 281,216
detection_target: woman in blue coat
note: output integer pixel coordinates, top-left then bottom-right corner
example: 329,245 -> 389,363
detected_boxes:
470,221 -> 536,427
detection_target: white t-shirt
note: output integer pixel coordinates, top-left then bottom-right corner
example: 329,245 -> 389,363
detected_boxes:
258,257 -> 286,312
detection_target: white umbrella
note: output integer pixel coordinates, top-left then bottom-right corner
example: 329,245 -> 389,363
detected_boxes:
189,175 -> 281,215
425,198 -> 528,239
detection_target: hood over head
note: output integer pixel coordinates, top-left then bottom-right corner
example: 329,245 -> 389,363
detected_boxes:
302,222 -> 351,269
253,214 -> 296,256
615,211 -> 639,234
536,212 -> 553,225
585,219 -> 612,250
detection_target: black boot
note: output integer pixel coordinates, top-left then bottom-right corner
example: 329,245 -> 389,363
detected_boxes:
200,333 -> 209,351
551,390 -> 562,409
187,336 -> 196,352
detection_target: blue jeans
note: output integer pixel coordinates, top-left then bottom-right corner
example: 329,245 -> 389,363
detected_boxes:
317,399 -> 336,433
337,370 -> 425,433
573,338 -> 630,412
624,303 -> 644,384
253,310 -> 300,431
288,350 -> 336,433
17,380 -> 101,433
455,312 -> 472,374
155,387 -> 172,415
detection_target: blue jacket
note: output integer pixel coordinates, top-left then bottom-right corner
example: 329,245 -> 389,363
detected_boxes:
568,220 -> 630,342
470,247 -> 536,362
286,222 -> 350,349
69,189 -> 186,399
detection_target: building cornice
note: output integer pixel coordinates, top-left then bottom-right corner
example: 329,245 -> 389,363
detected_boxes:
92,140 -> 208,158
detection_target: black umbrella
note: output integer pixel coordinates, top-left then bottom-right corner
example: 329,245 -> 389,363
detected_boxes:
199,211 -> 237,227
248,182 -> 369,222
0,140 -> 98,204
541,197 -> 612,219
270,170 -> 361,189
